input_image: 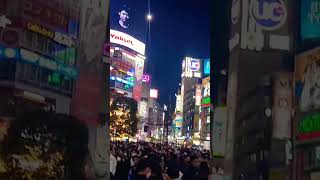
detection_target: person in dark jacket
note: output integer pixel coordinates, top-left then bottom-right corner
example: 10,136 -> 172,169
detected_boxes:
134,159 -> 153,180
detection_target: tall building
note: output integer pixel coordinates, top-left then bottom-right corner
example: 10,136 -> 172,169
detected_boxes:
0,0 -> 80,117
108,0 -> 148,101
224,0 -> 294,179
179,57 -> 202,142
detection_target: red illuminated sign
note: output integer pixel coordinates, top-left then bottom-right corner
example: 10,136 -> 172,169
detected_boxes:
22,0 -> 68,32
112,60 -> 132,71
110,33 -> 133,45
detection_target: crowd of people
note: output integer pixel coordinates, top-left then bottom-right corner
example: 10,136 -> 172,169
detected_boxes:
110,141 -> 212,180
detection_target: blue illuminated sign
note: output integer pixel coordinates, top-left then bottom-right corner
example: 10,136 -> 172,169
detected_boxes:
301,0 -> 320,41
110,76 -> 134,86
204,59 -> 210,75
0,45 -> 77,79
0,46 -> 20,60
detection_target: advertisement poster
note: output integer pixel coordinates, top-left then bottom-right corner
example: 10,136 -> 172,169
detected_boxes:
301,0 -> 320,41
110,0 -> 147,55
212,107 -> 227,157
295,47 -> 320,112
110,0 -> 147,43
272,72 -> 292,139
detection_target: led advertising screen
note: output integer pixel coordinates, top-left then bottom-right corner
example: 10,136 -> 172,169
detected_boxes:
110,0 -> 147,55
203,59 -> 210,76
301,0 -> 320,41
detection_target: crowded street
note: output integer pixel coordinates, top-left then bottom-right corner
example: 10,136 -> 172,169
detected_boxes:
110,141 -> 211,180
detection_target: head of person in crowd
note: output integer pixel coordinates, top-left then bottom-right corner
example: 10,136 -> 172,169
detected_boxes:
198,161 -> 211,180
135,159 -> 153,179
3,110 -> 90,180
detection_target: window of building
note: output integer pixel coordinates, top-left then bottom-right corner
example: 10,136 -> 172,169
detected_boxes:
250,153 -> 256,163
22,30 -> 34,48
241,136 -> 245,145
34,34 -> 48,53
52,43 -> 66,64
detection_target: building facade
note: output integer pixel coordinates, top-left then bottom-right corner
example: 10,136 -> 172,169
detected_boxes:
0,0 -> 80,117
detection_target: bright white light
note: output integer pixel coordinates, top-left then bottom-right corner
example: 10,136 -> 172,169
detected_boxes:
147,14 -> 153,21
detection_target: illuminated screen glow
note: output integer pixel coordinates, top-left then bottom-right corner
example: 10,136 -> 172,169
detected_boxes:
204,59 -> 210,75
202,97 -> 210,106
301,0 -> 320,41
150,89 -> 158,99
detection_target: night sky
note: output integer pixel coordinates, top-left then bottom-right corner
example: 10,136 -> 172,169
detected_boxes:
146,0 -> 211,106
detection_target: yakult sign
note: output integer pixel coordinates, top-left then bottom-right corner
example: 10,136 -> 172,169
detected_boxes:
110,29 -> 146,55
249,0 -> 287,31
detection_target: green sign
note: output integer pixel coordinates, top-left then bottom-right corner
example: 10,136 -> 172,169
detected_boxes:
48,73 -> 61,85
202,97 -> 210,105
299,113 -> 320,133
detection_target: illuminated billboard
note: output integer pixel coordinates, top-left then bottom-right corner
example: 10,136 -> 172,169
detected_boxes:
202,77 -> 210,107
175,94 -> 182,112
110,29 -> 145,55
202,77 -> 210,97
175,118 -> 183,128
295,47 -> 320,112
150,89 -> 158,99
301,0 -> 320,41
181,57 -> 202,78
195,85 -> 202,106
110,0 -> 147,55
203,59 -> 210,76
298,112 -> 320,140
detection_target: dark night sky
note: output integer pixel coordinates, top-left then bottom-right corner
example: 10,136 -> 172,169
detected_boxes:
146,0 -> 211,106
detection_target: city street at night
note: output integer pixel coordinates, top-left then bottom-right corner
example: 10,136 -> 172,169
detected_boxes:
1,0 -> 319,180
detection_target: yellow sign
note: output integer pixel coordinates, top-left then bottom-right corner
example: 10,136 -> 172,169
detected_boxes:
27,22 -> 54,39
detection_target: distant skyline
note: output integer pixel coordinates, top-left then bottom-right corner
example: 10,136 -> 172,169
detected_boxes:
146,0 -> 210,106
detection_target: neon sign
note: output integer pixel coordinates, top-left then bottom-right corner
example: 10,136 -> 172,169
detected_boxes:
27,22 -> 54,38
142,74 -> 151,83
298,113 -> 320,140
250,0 -> 287,31
110,76 -> 134,86
202,97 -> 210,106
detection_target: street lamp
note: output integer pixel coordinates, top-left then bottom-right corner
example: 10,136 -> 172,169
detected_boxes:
147,13 -> 153,21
